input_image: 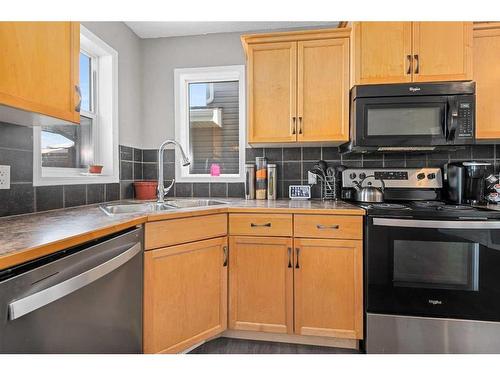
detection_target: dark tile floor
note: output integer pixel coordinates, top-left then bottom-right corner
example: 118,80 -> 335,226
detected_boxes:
188,338 -> 360,354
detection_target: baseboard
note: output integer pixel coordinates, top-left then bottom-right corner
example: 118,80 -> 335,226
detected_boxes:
221,329 -> 359,350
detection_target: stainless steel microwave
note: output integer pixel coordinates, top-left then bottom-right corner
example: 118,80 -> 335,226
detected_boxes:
340,81 -> 475,153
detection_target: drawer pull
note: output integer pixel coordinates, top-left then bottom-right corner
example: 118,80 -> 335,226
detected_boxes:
250,223 -> 272,228
287,247 -> 292,268
295,248 -> 300,269
316,224 -> 340,230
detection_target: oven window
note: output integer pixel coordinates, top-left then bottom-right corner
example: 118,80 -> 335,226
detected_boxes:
367,107 -> 442,136
393,240 -> 479,291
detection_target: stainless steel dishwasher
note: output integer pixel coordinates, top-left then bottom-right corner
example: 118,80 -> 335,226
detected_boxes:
0,227 -> 143,354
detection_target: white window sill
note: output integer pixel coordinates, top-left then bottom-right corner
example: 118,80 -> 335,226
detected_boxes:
34,175 -> 119,186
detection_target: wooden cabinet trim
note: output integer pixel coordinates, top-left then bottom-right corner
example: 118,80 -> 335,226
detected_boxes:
229,236 -> 294,334
247,42 -> 298,144
297,38 -> 350,142
293,238 -> 363,340
144,236 -> 227,354
0,22 -> 80,123
474,25 -> 500,140
145,213 -> 227,250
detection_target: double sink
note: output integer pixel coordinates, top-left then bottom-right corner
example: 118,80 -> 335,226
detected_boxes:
100,199 -> 228,216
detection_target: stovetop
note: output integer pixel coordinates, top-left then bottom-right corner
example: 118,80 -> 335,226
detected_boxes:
357,200 -> 500,219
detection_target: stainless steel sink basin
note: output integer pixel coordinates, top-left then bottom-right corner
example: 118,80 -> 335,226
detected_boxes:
99,202 -> 175,216
99,199 -> 228,215
164,199 -> 229,208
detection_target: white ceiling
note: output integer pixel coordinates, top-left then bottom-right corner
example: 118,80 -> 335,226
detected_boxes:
125,21 -> 339,39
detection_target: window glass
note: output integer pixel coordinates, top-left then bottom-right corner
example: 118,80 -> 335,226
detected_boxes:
188,80 -> 239,175
79,52 -> 92,112
41,116 -> 93,169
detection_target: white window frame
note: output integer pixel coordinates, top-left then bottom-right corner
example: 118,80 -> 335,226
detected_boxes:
33,25 -> 119,186
174,65 -> 246,183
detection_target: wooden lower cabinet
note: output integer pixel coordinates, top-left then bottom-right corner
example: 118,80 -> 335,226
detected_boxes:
143,237 -> 228,353
229,236 -> 294,334
294,238 -> 363,340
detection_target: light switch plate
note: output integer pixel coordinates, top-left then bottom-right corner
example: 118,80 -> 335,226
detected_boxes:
0,165 -> 11,189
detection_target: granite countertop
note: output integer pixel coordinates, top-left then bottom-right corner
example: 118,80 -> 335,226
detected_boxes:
0,198 -> 364,270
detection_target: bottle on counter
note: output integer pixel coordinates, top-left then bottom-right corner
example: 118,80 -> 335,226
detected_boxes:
255,157 -> 267,200
267,163 -> 277,200
245,163 -> 256,200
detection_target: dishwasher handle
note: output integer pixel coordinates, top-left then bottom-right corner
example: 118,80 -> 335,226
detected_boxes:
8,242 -> 142,321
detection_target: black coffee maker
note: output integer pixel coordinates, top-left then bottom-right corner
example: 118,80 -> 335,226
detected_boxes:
445,161 -> 492,204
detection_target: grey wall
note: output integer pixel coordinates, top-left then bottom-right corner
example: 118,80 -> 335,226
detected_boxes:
141,32 -> 245,149
82,22 -> 143,149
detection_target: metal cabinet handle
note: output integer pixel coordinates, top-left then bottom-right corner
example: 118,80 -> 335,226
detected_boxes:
291,117 -> 297,135
316,224 -> 340,230
8,242 -> 142,321
406,55 -> 412,75
75,85 -> 82,112
287,247 -> 292,268
298,116 -> 303,134
414,54 -> 419,74
295,248 -> 300,269
223,245 -> 228,267
250,222 -> 272,227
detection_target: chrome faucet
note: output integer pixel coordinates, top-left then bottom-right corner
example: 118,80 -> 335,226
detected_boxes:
157,140 -> 191,203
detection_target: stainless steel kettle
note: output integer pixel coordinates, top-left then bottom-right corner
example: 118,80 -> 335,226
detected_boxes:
353,175 -> 385,203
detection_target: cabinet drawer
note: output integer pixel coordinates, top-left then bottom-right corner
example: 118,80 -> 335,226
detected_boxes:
294,215 -> 362,240
145,214 -> 227,250
229,214 -> 292,237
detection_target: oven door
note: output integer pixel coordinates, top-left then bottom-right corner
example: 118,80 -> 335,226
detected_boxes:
366,217 -> 500,322
354,96 -> 449,147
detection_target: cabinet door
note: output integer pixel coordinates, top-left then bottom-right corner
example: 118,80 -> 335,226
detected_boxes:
297,38 -> 349,142
474,25 -> 500,139
144,237 -> 228,354
229,236 -> 293,334
353,22 -> 412,85
247,42 -> 297,143
412,22 -> 472,82
0,22 -> 80,123
294,238 -> 363,339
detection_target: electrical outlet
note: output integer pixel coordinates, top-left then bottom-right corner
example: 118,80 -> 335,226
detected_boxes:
0,165 -> 11,189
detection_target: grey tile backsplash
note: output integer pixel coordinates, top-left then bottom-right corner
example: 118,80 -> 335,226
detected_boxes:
1,121 -> 500,217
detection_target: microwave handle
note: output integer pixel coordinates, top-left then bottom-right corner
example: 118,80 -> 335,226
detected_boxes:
446,97 -> 459,141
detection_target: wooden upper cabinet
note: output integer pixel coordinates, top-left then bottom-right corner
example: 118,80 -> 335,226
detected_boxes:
0,22 -> 80,124
352,21 -> 472,85
143,237 -> 228,354
294,238 -> 363,340
247,42 -> 297,143
229,236 -> 294,334
352,22 -> 413,85
297,38 -> 350,142
473,23 -> 500,139
412,22 -> 472,82
242,28 -> 351,144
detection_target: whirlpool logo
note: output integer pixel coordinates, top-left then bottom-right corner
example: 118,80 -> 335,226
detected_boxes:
409,86 -> 421,92
428,299 -> 443,305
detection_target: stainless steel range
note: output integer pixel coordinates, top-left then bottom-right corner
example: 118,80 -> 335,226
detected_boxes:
343,167 -> 500,354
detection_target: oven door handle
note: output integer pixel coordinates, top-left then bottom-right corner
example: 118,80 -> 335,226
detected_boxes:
7,242 -> 142,321
373,218 -> 500,229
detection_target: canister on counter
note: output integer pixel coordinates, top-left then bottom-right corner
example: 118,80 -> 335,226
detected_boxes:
245,163 -> 256,200
267,163 -> 277,200
255,157 -> 267,200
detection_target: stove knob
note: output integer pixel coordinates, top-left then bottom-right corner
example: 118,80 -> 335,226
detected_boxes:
417,172 -> 426,180
359,172 -> 366,180
427,173 -> 436,180
349,172 -> 357,180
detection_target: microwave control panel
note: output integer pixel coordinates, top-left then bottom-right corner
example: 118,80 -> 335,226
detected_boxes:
457,101 -> 474,138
